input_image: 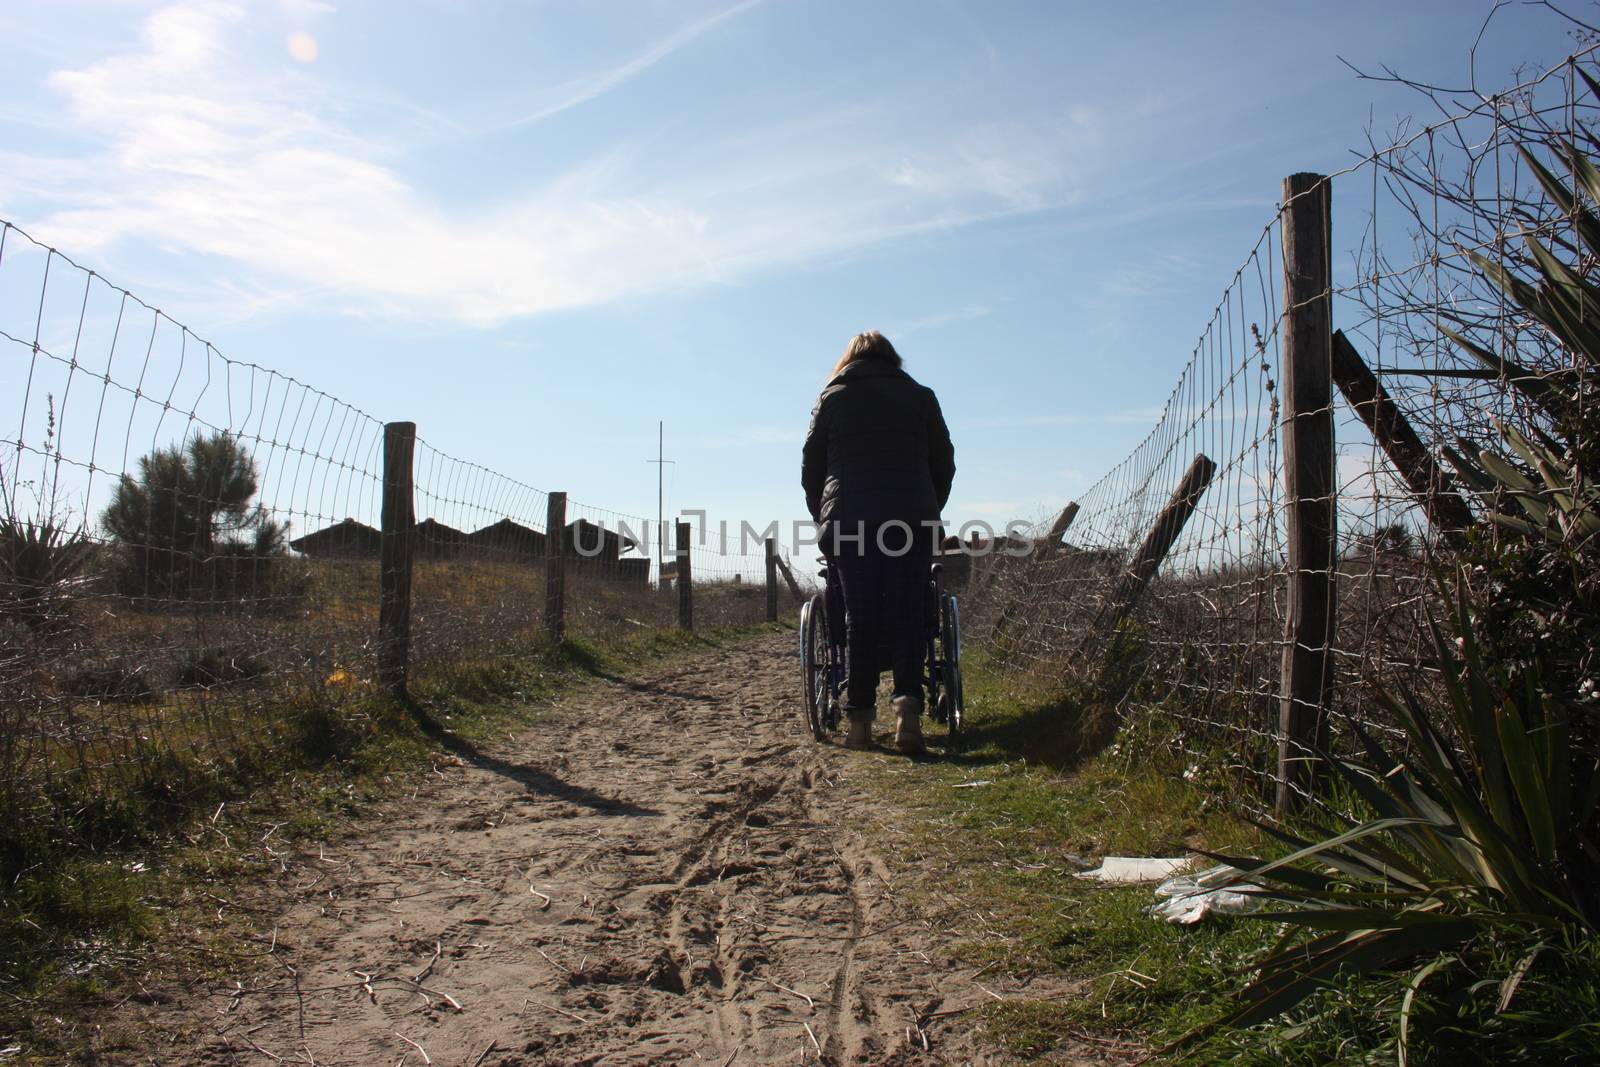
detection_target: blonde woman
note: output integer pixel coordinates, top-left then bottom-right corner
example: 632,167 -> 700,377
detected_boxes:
801,331 -> 956,753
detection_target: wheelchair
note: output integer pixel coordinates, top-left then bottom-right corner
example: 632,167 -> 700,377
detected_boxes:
798,554 -> 964,744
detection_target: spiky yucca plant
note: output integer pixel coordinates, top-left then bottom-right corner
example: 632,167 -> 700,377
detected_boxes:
0,514 -> 93,630
1185,133 -> 1599,1059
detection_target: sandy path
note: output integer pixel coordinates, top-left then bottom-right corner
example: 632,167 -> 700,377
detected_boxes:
129,632 -> 1096,1066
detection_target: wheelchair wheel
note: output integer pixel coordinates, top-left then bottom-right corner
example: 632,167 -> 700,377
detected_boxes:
925,568 -> 946,724
940,594 -> 965,738
800,594 -> 829,741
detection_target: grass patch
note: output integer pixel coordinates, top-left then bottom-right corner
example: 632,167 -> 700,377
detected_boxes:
859,660 -> 1276,1060
0,620 -> 787,1057
862,661 -> 1600,1064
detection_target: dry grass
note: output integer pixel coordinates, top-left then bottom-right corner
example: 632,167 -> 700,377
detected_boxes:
1,551 -> 777,870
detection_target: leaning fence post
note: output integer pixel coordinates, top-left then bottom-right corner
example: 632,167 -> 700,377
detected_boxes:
544,492 -> 567,642
773,553 -> 803,601
1043,502 -> 1080,556
1277,172 -> 1338,816
764,537 -> 779,622
378,421 -> 416,697
1331,330 -> 1475,545
676,520 -> 694,630
994,499 -> 1080,638
1091,455 -> 1216,637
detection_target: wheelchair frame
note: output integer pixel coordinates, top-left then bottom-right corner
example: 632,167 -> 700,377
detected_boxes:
798,555 -> 964,744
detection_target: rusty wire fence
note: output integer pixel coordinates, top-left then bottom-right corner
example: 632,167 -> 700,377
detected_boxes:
0,217 -> 793,842
963,48 -> 1600,812
965,211 -> 1293,799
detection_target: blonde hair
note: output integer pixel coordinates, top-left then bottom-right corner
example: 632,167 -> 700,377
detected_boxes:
830,330 -> 903,379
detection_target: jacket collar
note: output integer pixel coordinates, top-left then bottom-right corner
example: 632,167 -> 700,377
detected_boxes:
827,360 -> 911,388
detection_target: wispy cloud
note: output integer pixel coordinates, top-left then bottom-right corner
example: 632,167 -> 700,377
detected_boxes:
887,302 -> 993,339
15,0 -> 1094,327
499,0 -> 765,130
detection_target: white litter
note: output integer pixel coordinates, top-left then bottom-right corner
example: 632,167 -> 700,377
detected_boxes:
1074,856 -> 1194,883
951,780 -> 993,789
1149,864 -> 1265,925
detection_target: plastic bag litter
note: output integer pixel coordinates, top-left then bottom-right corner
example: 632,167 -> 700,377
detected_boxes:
1074,856 -> 1194,883
1150,863 -> 1264,925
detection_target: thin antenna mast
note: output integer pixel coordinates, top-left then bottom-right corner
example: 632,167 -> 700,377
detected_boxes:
645,420 -> 675,579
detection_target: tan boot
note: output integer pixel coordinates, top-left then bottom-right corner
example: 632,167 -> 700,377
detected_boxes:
892,695 -> 925,755
845,712 -> 874,750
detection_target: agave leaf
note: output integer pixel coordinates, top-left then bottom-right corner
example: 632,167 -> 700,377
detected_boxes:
1494,701 -> 1558,863
1384,649 -> 1548,903
1568,133 -> 1600,208
1488,512 -> 1544,538
1216,921 -> 1478,1033
1400,955 -> 1452,1067
1314,761 -> 1435,885
1444,443 -> 1499,495
1188,849 -> 1336,895
1345,710 -> 1458,824
1508,491 -> 1553,530
1502,423 -> 1566,477
1520,146 -> 1600,257
1237,908 -> 1469,933
1485,248 -> 1600,359
1311,842 -> 1420,887
1441,321 -> 1568,423
1536,692 -> 1573,828
1522,232 -> 1600,316
1216,819 -> 1442,892
1519,234 -> 1600,353
1476,449 -> 1539,494
1364,694 -> 1489,879
1463,251 -> 1568,348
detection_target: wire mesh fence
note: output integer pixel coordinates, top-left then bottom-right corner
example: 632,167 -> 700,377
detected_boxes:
964,213 -> 1292,799
961,47 -> 1600,813
0,217 -> 791,842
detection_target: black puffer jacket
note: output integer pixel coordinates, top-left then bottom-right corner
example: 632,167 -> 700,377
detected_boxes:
801,360 -> 956,526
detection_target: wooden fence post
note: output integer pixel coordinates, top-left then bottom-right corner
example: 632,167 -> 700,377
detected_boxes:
764,537 -> 779,622
676,520 -> 693,630
378,421 -> 416,697
1091,455 -> 1217,637
1042,502 -> 1080,556
544,492 -> 567,642
993,499 -> 1080,638
1331,330 -> 1476,545
773,554 -> 803,601
1278,172 -> 1337,816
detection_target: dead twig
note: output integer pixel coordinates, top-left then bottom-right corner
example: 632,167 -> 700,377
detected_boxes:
393,1030 -> 431,1064
802,1022 -> 823,1057
528,886 -> 552,910
918,1003 -> 980,1022
522,996 -> 587,1023
470,1039 -> 499,1067
412,941 -> 441,983
906,1006 -> 931,1052
533,946 -> 570,973
391,978 -> 463,1013
281,959 -> 306,1040
755,976 -> 814,1010
244,1037 -> 284,1062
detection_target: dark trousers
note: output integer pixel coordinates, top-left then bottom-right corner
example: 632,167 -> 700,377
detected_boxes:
825,521 -> 932,713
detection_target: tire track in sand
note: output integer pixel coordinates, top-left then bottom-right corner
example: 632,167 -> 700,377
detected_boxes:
121,632 -> 1117,1066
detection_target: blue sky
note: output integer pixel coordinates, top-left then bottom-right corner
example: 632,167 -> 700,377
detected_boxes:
1,0 -> 1591,556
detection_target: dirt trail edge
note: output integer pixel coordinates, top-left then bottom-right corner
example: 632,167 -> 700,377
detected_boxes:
128,632 -> 1093,1066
